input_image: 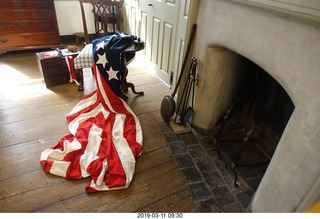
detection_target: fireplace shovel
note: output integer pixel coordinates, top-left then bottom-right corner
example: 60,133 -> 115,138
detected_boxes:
160,24 -> 197,121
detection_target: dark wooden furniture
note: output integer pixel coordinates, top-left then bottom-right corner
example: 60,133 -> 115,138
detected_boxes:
73,41 -> 145,99
0,0 -> 62,54
120,43 -> 145,99
75,0 -> 145,99
74,0 -> 125,91
36,50 -> 77,88
79,0 -> 124,44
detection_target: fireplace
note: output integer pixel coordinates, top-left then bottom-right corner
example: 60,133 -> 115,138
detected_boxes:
191,0 -> 320,212
209,52 -> 295,188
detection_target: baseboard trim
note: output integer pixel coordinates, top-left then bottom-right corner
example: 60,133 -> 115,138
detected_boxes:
60,34 -> 96,44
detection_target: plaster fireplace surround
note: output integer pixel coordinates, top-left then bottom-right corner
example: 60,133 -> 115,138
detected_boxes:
191,0 -> 320,212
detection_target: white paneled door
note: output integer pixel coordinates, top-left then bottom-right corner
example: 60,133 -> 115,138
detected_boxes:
123,0 -> 139,36
139,0 -> 180,87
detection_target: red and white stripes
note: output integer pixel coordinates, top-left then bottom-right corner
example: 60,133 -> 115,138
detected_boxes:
40,64 -> 143,193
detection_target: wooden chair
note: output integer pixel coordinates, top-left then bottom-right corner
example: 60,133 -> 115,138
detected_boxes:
74,0 -> 144,98
79,0 -> 124,44
74,0 -> 124,91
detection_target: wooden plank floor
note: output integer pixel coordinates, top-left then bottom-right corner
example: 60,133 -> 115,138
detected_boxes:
0,50 -> 198,213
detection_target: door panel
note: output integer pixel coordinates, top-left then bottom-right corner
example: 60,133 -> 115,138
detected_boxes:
140,12 -> 148,55
140,0 -> 179,86
124,0 -> 191,87
151,18 -> 160,65
130,7 -> 138,36
161,23 -> 173,74
123,0 -> 139,35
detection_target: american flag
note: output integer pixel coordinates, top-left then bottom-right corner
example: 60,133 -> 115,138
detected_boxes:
40,33 -> 143,193
94,32 -> 135,97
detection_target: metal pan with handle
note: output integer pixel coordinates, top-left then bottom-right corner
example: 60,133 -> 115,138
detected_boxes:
160,24 -> 197,121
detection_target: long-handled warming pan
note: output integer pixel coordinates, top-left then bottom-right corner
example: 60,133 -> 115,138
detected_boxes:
160,24 -> 197,121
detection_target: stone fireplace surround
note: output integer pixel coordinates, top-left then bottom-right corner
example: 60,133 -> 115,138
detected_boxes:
191,0 -> 320,212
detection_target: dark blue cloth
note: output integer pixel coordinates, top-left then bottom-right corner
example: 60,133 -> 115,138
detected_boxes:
92,32 -> 135,97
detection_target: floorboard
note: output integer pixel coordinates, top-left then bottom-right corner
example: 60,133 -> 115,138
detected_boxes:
0,49 -> 198,213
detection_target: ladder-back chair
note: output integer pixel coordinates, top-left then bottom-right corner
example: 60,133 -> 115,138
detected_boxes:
73,0 -> 124,91
74,0 -> 143,97
79,0 -> 124,44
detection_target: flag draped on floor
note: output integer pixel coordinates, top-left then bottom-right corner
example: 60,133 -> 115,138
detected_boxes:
40,33 -> 143,193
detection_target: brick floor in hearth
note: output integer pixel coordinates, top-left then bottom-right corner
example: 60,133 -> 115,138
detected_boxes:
160,123 -> 268,213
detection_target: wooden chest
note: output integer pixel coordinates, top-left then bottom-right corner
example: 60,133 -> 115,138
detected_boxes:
36,51 -> 70,88
0,0 -> 62,54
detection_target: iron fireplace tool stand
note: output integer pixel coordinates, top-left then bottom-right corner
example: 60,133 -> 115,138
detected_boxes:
174,57 -> 197,125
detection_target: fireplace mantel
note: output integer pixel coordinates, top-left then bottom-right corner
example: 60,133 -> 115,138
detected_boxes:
192,0 -> 320,212
230,0 -> 320,26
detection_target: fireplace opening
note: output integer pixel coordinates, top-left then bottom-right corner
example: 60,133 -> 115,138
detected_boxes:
211,59 -> 295,190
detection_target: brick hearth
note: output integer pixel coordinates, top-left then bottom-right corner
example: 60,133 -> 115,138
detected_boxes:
160,123 -> 267,212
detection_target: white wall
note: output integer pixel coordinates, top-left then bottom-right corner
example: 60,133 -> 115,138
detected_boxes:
54,0 -> 95,35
